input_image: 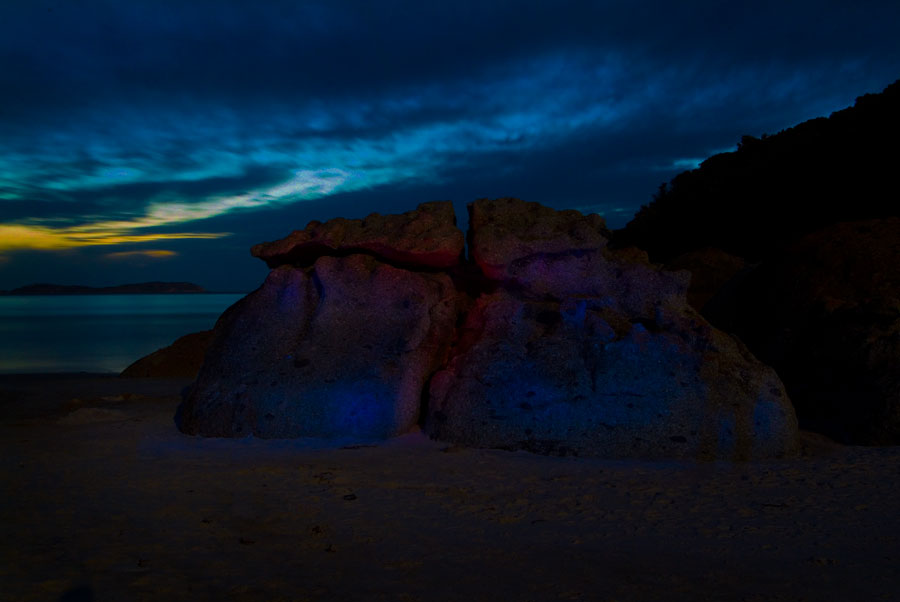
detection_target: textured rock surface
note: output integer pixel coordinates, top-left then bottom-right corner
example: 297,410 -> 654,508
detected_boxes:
496,248 -> 691,316
468,198 -> 687,313
121,330 -> 213,378
251,201 -> 465,269
425,198 -> 798,460
427,291 -> 797,460
707,219 -> 900,444
468,197 -> 610,281
177,255 -> 458,439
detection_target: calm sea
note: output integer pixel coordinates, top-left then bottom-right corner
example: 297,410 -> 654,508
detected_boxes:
0,294 -> 244,374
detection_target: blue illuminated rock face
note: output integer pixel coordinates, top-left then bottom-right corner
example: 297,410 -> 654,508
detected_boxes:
427,291 -> 797,459
425,198 -> 799,460
176,255 -> 458,439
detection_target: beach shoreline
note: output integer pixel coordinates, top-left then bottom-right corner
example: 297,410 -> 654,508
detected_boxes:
2,374 -> 898,601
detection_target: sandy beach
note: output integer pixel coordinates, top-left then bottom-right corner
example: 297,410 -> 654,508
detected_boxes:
2,374 -> 898,601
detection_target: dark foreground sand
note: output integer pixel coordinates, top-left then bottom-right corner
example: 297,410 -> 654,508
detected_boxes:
2,375 -> 898,602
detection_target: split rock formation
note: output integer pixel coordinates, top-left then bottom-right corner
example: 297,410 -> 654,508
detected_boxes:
177,199 -> 799,459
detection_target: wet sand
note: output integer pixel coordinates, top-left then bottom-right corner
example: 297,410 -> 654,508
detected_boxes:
2,374 -> 898,601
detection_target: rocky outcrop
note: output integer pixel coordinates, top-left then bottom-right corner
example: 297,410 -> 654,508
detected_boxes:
121,330 -> 213,378
705,218 -> 900,444
425,198 -> 798,460
251,201 -> 465,269
179,198 -> 799,459
177,255 -> 458,439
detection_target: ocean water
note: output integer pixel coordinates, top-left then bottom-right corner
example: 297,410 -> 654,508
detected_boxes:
0,294 -> 245,374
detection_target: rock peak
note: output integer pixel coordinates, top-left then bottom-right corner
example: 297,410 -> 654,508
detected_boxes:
251,200 -> 465,270
468,197 -> 609,280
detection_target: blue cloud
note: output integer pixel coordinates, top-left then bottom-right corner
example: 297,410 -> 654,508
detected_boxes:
1,0 -> 899,289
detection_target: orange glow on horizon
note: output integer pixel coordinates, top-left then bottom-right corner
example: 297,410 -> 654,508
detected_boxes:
0,223 -> 229,253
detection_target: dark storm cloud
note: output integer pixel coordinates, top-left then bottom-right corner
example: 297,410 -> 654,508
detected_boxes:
3,1 -> 898,115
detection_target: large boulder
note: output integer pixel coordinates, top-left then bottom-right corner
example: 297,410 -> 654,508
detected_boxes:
176,255 -> 458,439
251,200 -> 465,269
121,330 -> 213,378
707,218 -> 900,444
425,198 -> 798,460
179,197 -> 799,460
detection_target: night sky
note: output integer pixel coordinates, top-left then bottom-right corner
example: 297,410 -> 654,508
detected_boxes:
2,1 -> 899,292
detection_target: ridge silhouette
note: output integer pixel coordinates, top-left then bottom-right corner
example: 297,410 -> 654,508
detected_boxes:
614,78 -> 900,262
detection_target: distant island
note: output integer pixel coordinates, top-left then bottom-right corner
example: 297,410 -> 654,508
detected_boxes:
1,282 -> 208,295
